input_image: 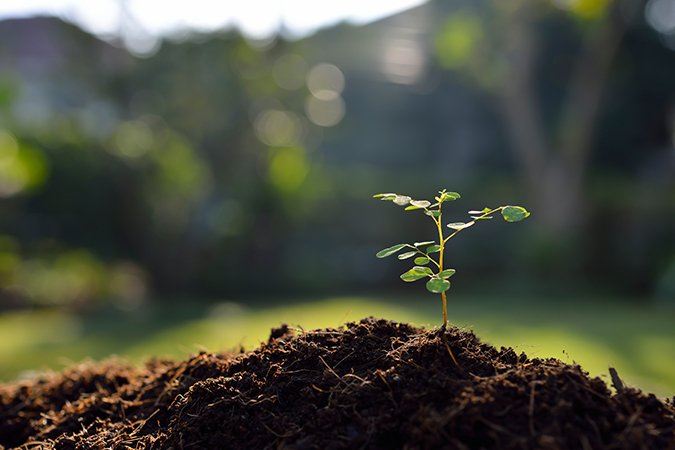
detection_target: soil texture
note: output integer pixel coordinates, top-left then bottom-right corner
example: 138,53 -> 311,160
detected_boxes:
1,317 -> 673,449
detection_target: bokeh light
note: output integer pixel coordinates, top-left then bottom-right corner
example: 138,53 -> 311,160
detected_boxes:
305,95 -> 346,127
306,63 -> 345,100
109,120 -> 154,161
646,0 -> 675,35
254,109 -> 305,146
385,38 -> 425,85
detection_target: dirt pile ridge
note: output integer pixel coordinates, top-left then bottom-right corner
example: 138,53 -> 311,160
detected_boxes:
1,317 -> 673,449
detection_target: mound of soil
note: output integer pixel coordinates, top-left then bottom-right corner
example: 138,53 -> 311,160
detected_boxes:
1,318 -> 673,449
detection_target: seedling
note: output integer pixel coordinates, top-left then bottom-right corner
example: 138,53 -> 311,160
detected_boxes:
374,190 -> 530,329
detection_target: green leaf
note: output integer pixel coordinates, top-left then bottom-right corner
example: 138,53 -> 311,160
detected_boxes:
400,266 -> 433,282
373,193 -> 397,201
439,191 -> 461,202
414,256 -> 430,265
438,269 -> 456,279
397,251 -> 417,260
426,244 -> 441,254
401,270 -> 426,282
406,200 -> 433,210
414,241 -> 435,247
502,205 -> 530,222
425,210 -> 441,217
393,195 -> 412,206
376,244 -> 407,258
411,199 -> 431,208
426,278 -> 451,293
447,221 -> 475,231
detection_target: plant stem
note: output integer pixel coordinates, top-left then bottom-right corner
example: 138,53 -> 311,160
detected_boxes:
430,203 -> 502,329
434,203 -> 448,329
441,291 -> 447,329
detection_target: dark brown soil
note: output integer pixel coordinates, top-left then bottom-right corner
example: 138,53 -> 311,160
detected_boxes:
1,317 -> 673,449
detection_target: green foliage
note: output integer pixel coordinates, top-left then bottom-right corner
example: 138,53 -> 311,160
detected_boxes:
426,277 -> 451,294
0,132 -> 49,196
447,222 -> 474,231
426,245 -> 442,254
438,269 -> 456,279
374,189 -> 530,326
502,205 -> 531,222
375,244 -> 407,258
401,266 -> 433,282
414,256 -> 430,265
397,251 -> 418,260
434,13 -> 484,70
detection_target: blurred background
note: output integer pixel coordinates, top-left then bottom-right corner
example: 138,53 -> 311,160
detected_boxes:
0,0 -> 673,395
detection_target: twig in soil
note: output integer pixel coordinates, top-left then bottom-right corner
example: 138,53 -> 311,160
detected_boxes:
301,330 -> 343,336
375,369 -> 399,408
129,408 -> 160,437
609,367 -> 625,393
343,373 -> 369,384
145,362 -> 187,406
333,350 -> 356,369
18,442 -> 52,449
318,355 -> 342,380
528,380 -> 543,436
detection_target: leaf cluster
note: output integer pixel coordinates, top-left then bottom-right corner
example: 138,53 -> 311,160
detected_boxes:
374,189 -> 530,295
376,241 -> 455,293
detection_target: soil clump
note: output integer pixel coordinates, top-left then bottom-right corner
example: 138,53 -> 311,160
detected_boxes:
1,317 -> 673,449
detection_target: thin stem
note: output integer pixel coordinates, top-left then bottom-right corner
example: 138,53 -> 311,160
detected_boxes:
436,219 -> 445,272
433,204 -> 503,329
441,291 -> 447,328
413,248 -> 440,269
406,245 -> 440,269
434,203 -> 448,329
443,229 -> 462,245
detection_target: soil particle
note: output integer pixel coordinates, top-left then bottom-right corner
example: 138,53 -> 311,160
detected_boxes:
1,317 -> 673,449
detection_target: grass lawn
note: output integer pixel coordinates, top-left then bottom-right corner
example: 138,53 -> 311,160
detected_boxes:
0,294 -> 673,398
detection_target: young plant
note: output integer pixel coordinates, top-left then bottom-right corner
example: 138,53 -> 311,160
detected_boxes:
374,190 -> 530,329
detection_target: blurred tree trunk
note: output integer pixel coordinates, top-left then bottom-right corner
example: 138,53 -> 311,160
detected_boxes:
500,0 -> 643,233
